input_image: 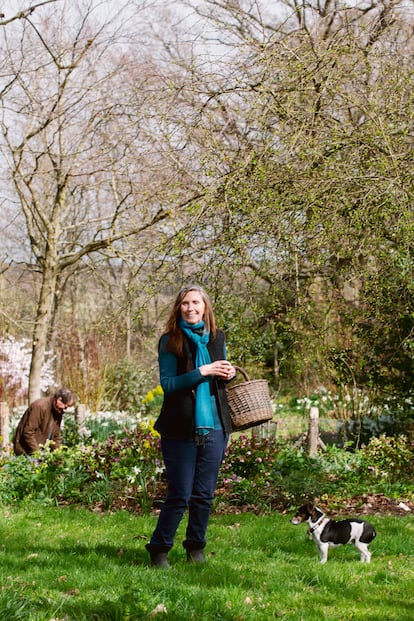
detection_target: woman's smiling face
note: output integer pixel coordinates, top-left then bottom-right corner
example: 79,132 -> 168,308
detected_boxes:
180,290 -> 206,324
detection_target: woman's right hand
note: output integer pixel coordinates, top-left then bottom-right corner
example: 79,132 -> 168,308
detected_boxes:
199,360 -> 235,380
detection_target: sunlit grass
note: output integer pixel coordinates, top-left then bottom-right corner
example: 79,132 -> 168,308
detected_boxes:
0,504 -> 413,620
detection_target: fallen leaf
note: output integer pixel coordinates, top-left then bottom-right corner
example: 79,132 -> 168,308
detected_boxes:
149,603 -> 167,616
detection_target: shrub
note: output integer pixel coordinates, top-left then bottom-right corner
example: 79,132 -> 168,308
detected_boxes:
217,435 -> 414,511
102,359 -> 152,413
0,422 -> 164,512
217,436 -> 326,510
1,420 -> 413,514
360,434 -> 414,482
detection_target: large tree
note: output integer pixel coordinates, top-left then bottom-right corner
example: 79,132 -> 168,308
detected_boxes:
1,0 -> 413,411
155,0 -> 414,397
0,1 -> 185,400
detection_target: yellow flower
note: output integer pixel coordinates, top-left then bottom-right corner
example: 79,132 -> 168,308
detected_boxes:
142,385 -> 163,405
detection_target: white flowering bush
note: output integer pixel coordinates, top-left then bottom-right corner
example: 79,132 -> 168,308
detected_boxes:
0,335 -> 55,403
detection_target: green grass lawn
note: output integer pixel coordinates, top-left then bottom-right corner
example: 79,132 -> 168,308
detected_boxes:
1,504 -> 413,620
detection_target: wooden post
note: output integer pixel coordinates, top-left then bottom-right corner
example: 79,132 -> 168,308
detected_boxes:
74,403 -> 87,439
0,401 -> 10,453
294,406 -> 327,453
253,420 -> 277,440
308,406 -> 319,457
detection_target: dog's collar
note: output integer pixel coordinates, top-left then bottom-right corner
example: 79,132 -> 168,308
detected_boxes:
308,514 -> 326,534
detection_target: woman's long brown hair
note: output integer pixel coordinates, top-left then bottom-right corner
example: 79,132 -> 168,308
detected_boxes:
164,284 -> 217,356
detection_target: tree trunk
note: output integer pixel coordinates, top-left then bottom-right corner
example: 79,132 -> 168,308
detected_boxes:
28,261 -> 57,402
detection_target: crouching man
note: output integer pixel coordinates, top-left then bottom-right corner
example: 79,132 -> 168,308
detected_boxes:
13,388 -> 76,456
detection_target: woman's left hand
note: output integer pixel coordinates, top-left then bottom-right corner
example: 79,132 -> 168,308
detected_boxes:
199,360 -> 236,380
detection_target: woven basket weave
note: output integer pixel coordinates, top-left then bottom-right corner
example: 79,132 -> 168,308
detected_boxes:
226,366 -> 273,431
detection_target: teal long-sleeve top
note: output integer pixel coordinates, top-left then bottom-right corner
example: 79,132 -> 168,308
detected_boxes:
158,334 -> 223,429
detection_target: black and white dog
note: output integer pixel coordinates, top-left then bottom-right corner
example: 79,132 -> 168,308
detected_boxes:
291,502 -> 376,564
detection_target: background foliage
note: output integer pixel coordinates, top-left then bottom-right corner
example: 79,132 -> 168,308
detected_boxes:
1,419 -> 413,514
0,0 -> 413,432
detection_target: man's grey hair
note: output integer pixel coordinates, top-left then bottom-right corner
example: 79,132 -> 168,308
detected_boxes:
54,388 -> 76,405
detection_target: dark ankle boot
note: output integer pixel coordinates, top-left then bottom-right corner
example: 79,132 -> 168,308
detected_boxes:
149,551 -> 170,568
186,549 -> 206,563
146,544 -> 170,568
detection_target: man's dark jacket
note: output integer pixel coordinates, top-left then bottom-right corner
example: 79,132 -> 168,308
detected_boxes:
13,396 -> 63,455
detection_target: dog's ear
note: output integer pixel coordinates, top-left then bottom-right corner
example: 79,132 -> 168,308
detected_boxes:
310,506 -> 319,520
306,502 -> 315,512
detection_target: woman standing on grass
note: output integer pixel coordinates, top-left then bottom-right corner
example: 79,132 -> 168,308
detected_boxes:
146,284 -> 236,568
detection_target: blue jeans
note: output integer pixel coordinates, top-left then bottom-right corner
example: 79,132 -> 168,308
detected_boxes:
147,429 -> 229,552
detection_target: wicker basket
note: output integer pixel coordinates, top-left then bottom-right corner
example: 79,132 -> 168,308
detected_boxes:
226,366 -> 273,431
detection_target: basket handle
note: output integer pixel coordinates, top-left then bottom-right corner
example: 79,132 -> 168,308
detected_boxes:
233,365 -> 250,382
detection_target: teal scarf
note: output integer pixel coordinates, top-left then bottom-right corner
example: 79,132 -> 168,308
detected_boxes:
179,319 -> 213,438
